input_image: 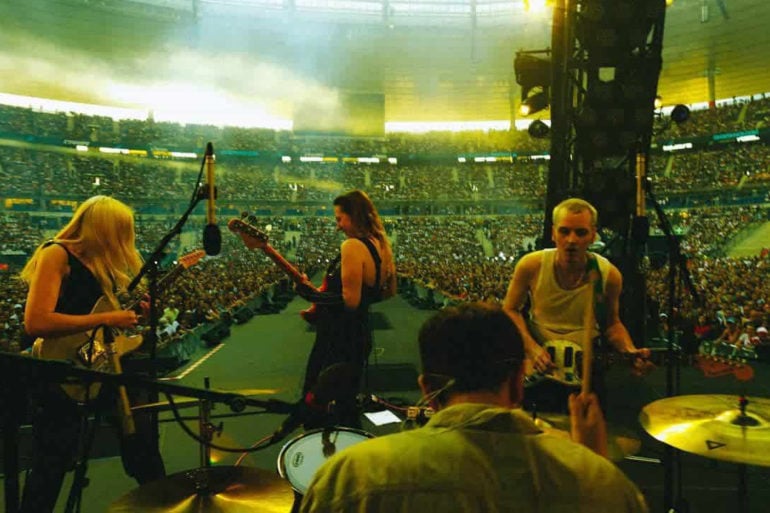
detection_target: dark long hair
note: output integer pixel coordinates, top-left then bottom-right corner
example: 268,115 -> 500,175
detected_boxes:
333,190 -> 389,247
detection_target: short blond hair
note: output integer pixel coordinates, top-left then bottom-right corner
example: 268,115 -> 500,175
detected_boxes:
552,198 -> 598,227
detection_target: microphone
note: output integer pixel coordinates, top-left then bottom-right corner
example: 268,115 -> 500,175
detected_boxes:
271,363 -> 360,443
202,142 -> 221,256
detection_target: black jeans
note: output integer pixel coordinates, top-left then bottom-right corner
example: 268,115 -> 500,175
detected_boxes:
20,385 -> 165,513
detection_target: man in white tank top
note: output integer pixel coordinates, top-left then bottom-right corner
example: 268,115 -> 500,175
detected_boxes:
503,198 -> 651,376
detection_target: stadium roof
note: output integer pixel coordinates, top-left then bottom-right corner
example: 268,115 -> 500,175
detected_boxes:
0,0 -> 767,126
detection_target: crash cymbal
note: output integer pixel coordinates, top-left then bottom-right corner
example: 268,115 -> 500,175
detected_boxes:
108,466 -> 294,513
531,413 -> 641,462
640,394 -> 770,467
131,389 -> 279,413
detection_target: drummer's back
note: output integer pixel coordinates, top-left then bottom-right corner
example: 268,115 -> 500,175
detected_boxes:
299,404 -> 647,513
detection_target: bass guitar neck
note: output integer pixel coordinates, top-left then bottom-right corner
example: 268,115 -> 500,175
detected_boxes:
260,243 -> 305,285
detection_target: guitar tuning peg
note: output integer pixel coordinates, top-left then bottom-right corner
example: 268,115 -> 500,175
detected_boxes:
248,215 -> 257,224
240,211 -> 249,219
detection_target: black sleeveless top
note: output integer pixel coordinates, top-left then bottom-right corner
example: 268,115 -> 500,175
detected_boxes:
323,237 -> 383,311
20,242 -> 103,349
47,242 -> 104,315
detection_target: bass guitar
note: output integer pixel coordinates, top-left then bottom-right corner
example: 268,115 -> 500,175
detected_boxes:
228,216 -> 321,323
524,339 -> 754,388
32,249 -> 206,408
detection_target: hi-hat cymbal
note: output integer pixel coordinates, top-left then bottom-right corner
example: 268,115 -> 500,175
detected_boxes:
108,466 -> 294,513
640,394 -> 770,467
531,413 -> 641,462
131,389 -> 279,413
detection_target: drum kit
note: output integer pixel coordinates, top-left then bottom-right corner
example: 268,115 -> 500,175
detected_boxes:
107,389 -> 377,512
105,386 -> 770,512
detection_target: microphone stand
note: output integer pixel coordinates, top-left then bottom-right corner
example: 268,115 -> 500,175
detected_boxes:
0,353 -> 293,513
0,352 -> 293,417
646,178 -> 700,513
126,145 -> 211,474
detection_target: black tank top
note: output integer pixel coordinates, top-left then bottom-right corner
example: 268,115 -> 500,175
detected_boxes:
324,237 -> 383,310
20,242 -> 103,349
46,241 -> 103,315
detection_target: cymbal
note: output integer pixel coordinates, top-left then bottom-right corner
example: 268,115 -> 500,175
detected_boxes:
640,394 -> 770,467
108,466 -> 294,513
131,389 -> 279,413
531,413 -> 641,462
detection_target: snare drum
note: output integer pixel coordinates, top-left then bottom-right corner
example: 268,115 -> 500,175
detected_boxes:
277,427 -> 374,495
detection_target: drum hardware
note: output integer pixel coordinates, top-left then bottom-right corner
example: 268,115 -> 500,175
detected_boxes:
130,389 -> 279,414
641,394 -> 770,513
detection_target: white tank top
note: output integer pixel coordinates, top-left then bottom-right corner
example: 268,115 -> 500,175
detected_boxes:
529,249 -> 611,347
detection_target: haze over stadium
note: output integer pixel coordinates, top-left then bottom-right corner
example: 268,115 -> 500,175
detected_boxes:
1,0 -> 769,128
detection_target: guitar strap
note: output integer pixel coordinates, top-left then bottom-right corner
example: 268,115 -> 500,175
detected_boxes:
587,254 -> 607,349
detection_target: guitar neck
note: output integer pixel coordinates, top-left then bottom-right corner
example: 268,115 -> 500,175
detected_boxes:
126,258 -> 193,312
262,244 -> 305,284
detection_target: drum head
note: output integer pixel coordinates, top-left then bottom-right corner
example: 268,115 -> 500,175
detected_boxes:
277,427 -> 374,494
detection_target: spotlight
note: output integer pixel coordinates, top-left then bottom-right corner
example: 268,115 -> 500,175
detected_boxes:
514,54 -> 551,96
527,120 -> 550,139
519,91 -> 549,117
671,104 -> 690,124
515,52 -> 551,116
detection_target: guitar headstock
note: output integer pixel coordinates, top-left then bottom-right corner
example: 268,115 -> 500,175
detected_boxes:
177,249 -> 207,269
695,355 -> 755,381
228,217 -> 269,250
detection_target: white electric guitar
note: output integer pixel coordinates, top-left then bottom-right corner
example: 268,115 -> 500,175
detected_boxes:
524,339 -> 754,388
32,249 -> 206,403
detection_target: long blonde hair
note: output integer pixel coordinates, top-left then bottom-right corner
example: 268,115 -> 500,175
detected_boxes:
20,195 -> 142,305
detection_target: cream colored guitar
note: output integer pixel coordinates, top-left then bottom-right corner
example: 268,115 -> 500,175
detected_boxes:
32,250 -> 206,407
523,339 -> 755,388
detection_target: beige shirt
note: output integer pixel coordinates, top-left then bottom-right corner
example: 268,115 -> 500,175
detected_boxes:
300,403 -> 648,513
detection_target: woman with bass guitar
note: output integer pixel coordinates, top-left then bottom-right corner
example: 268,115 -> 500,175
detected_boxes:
295,190 -> 396,429
230,190 -> 396,429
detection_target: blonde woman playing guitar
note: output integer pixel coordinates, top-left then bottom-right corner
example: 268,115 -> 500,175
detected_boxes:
19,196 -> 165,512
503,198 -> 652,414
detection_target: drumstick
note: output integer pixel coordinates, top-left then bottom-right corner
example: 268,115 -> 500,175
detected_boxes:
581,279 -> 595,395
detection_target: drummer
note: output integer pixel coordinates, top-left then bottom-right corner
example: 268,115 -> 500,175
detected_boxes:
300,302 -> 648,512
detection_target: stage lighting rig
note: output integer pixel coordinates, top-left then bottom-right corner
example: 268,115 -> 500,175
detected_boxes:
519,91 -> 549,117
515,51 -> 551,117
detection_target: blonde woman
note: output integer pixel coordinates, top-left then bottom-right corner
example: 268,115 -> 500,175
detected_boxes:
20,195 -> 165,513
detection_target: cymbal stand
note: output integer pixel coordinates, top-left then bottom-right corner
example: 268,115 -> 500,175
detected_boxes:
199,377 -> 223,469
735,395 -> 753,513
646,180 -> 694,513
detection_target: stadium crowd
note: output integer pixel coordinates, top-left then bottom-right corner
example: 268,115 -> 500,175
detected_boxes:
0,99 -> 769,358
